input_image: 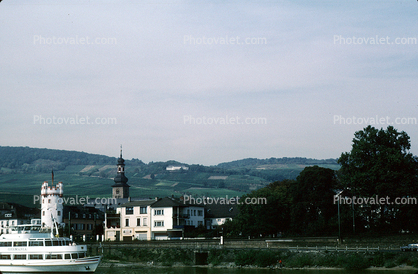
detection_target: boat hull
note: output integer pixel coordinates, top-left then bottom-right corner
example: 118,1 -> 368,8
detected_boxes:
0,256 -> 101,273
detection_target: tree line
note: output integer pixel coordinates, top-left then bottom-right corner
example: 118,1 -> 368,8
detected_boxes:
223,126 -> 418,237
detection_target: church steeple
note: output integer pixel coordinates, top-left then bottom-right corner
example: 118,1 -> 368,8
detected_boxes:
111,145 -> 130,199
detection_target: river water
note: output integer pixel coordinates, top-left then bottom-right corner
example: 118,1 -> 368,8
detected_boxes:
95,266 -> 416,274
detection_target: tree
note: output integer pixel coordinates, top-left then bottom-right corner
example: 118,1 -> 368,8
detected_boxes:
338,126 -> 418,232
228,179 -> 294,237
290,166 -> 337,236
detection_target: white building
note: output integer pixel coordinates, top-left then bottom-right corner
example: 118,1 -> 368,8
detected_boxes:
41,180 -> 64,229
118,200 -> 154,241
104,197 -> 205,241
166,165 -> 189,171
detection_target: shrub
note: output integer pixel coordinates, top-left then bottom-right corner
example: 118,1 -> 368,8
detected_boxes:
341,253 -> 370,270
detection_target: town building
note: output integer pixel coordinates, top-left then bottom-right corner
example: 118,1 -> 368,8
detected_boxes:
205,203 -> 239,230
0,202 -> 40,234
104,197 -> 205,241
62,205 -> 104,237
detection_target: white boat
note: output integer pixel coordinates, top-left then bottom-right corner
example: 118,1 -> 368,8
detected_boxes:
0,223 -> 101,273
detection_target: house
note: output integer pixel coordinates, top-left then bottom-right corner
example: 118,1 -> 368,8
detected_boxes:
204,203 -> 239,230
0,202 -> 40,234
151,197 -> 205,240
104,197 -> 205,241
62,205 -> 104,237
118,199 -> 154,241
166,165 -> 189,171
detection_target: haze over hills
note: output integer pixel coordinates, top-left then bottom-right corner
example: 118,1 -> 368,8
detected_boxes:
0,146 -> 340,207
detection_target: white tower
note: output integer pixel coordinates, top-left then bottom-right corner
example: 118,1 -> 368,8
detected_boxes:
41,178 -> 64,229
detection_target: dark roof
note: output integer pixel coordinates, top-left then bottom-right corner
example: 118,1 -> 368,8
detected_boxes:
205,203 -> 240,219
151,197 -> 185,208
119,199 -> 156,208
0,202 -> 40,220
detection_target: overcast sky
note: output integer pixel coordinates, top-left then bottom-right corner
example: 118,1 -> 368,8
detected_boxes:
1,0 -> 417,166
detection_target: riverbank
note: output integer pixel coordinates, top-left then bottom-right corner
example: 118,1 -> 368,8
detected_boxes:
100,247 -> 418,270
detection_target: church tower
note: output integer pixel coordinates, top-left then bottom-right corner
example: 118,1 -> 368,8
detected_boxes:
111,146 -> 130,199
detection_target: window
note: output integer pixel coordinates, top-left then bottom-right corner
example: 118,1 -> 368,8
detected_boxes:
154,221 -> 164,227
71,253 -> 78,259
65,254 -> 71,259
14,254 -> 26,260
57,211 -> 61,216
14,241 -> 27,247
42,211 -> 45,216
29,241 -> 44,247
29,254 -> 43,260
45,240 -> 52,246
154,209 -> 164,216
0,255 -> 11,260
143,218 -> 148,226
78,253 -> 86,258
198,210 -> 203,216
0,242 -> 12,247
125,219 -> 129,227
46,254 -> 62,260
140,207 -> 147,214
126,207 -> 133,215
137,218 -> 140,226
198,221 -> 203,226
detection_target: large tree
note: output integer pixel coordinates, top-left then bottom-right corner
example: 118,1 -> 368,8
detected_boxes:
225,179 -> 293,237
338,125 -> 418,232
290,166 -> 338,236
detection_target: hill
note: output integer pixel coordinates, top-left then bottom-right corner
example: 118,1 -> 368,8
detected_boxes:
0,146 -> 340,207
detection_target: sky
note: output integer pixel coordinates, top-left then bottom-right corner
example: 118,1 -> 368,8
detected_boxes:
1,0 -> 417,166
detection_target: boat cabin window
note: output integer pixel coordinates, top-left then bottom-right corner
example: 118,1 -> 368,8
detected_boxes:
0,242 -> 12,247
45,239 -> 52,246
71,253 -> 78,259
78,252 -> 85,258
29,241 -> 44,246
29,254 -> 43,260
65,254 -> 71,259
46,254 -> 62,260
13,254 -> 26,260
0,255 -> 11,259
52,239 -> 59,246
13,241 -> 27,247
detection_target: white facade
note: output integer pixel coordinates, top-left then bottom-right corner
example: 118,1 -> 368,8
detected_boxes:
152,207 -> 173,240
41,181 -> 64,229
166,165 -> 189,171
120,203 -> 152,241
104,198 -> 205,241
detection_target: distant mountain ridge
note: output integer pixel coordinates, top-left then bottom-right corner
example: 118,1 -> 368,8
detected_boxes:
0,146 -> 338,173
216,157 -> 338,169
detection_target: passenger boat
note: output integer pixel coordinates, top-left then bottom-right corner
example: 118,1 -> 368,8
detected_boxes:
0,221 -> 101,273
